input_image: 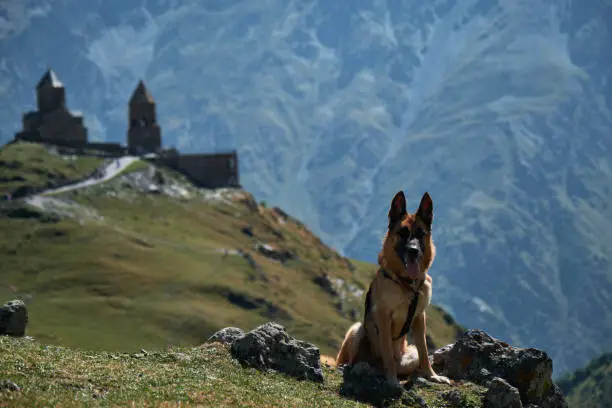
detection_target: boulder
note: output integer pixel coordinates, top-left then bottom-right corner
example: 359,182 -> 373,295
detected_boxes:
340,362 -> 403,404
484,377 -> 523,408
208,327 -> 245,346
230,322 -> 324,383
0,299 -> 28,337
433,329 -> 567,407
254,243 -> 295,263
432,343 -> 454,366
340,361 -> 432,407
313,272 -> 338,296
240,225 -> 254,237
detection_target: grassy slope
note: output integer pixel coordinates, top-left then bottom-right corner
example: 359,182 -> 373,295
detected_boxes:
0,142 -> 103,195
0,142 -> 463,358
0,142 -> 488,407
557,352 -> 612,408
0,337 -> 487,408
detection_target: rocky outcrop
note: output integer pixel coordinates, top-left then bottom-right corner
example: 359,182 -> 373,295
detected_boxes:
240,225 -> 254,237
340,362 -> 404,404
254,242 -> 295,263
312,272 -> 338,297
337,329 -> 567,407
224,291 -> 291,320
208,323 -> 567,408
484,377 -> 523,408
207,327 -> 244,345
0,299 -> 28,337
432,329 -> 567,408
209,322 -> 324,383
339,361 -> 485,407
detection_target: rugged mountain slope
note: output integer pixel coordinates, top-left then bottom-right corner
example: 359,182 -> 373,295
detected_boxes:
0,142 -> 462,356
1,0 -> 611,375
558,352 -> 612,408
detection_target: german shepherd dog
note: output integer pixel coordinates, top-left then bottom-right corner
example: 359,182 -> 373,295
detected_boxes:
335,191 -> 450,387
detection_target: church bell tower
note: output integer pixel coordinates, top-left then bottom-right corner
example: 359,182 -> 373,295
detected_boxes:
127,80 -> 161,155
36,69 -> 66,114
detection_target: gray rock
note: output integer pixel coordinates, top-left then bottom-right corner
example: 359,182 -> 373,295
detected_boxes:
230,322 -> 323,383
208,327 -> 245,345
0,379 -> 20,392
537,383 -> 569,408
340,362 -> 431,407
442,389 -> 466,407
339,362 -> 404,405
432,343 -> 454,366
479,368 -> 494,385
433,329 -> 567,407
313,272 -> 338,297
484,377 -> 523,408
254,242 -> 295,263
414,377 -> 434,388
401,390 -> 429,408
0,299 -> 28,337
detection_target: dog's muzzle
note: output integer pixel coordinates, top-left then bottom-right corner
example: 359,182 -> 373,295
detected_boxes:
397,238 -> 421,279
405,239 -> 420,260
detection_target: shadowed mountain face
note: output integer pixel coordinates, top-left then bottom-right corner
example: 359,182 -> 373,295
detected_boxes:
1,0 -> 611,375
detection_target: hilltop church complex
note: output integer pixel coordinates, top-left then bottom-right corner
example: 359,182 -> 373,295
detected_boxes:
12,69 -> 239,189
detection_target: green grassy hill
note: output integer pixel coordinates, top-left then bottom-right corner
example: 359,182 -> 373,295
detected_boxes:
0,142 -> 463,359
0,142 -> 103,196
557,352 -> 612,408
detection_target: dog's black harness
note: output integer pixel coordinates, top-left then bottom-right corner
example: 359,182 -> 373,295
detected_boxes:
363,268 -> 424,341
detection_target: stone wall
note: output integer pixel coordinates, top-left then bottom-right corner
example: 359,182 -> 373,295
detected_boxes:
15,109 -> 87,147
38,109 -> 87,145
159,151 -> 239,189
48,142 -> 127,158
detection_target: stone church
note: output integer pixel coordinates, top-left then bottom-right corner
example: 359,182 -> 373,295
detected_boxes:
12,69 -> 240,189
124,80 -> 240,188
14,69 -> 88,146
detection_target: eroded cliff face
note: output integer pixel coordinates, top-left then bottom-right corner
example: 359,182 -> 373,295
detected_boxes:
1,0 -> 611,375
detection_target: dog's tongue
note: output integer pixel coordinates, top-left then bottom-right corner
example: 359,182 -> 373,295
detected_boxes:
404,262 -> 420,279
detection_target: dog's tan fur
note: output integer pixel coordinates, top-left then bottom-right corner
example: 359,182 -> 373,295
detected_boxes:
335,191 -> 450,387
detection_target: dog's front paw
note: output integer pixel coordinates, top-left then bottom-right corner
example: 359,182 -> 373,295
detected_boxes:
427,374 -> 451,385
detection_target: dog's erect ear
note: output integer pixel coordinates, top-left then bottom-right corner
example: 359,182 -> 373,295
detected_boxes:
388,191 -> 407,229
416,192 -> 433,227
